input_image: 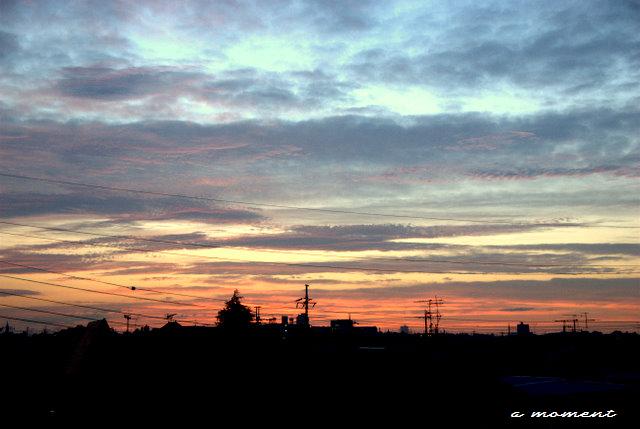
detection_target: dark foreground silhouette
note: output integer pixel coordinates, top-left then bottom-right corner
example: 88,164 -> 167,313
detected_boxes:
1,321 -> 638,426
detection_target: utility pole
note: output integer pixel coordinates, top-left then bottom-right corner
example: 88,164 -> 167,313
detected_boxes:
295,284 -> 316,328
415,300 -> 432,335
415,309 -> 430,335
434,296 -> 442,334
124,314 -> 132,333
254,306 -> 262,324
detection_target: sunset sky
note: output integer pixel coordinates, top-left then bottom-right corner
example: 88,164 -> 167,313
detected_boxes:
0,0 -> 638,333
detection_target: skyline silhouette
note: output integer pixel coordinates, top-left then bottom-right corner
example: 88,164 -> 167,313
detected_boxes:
1,312 -> 638,424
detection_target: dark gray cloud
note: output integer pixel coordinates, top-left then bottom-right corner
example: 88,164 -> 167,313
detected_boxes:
216,223 -> 583,252
51,65 -> 354,112
56,66 -> 198,100
2,221 -> 633,277
198,70 -> 353,110
500,307 -> 535,312
131,0 -> 381,37
0,191 -> 265,224
0,289 -> 41,297
493,243 -> 640,257
349,1 -> 640,96
2,100 -> 638,169
470,164 -> 640,180
302,0 -> 380,33
1,108 -> 638,221
312,277 -> 640,302
0,31 -> 19,59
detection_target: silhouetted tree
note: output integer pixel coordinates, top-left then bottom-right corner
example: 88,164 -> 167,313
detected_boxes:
217,289 -> 253,330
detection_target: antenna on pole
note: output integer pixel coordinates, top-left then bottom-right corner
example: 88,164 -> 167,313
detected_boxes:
555,316 -> 579,333
415,296 -> 444,336
581,312 -> 596,331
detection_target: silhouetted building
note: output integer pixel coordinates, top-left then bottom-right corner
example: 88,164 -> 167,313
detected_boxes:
400,325 -> 410,334
86,318 -> 112,335
331,318 -> 355,331
329,318 -> 377,335
516,322 -> 530,336
296,313 -> 309,328
160,321 -> 183,331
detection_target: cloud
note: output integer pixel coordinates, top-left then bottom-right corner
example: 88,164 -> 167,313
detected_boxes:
3,219 -> 632,277
312,277 -> 640,303
0,190 -> 265,224
493,243 -> 640,257
215,223 -> 585,252
348,1 -> 640,97
56,66 -> 198,100
0,31 -> 19,60
470,164 -> 640,180
0,0 -> 638,331
0,289 -> 41,297
301,0 -> 380,33
0,107 -> 637,223
2,0 -> 638,124
2,96 -> 639,170
47,64 -> 354,117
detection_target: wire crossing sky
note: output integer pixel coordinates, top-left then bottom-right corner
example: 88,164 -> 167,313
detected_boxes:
0,0 -> 638,332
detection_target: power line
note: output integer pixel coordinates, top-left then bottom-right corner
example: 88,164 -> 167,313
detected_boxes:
0,260 -> 225,304
0,231 -> 506,275
5,281 -> 636,330
0,289 -> 215,326
2,220 -> 636,270
0,274 -> 200,306
2,230 -> 632,276
0,220 -> 224,250
0,302 -> 129,326
2,172 -> 636,227
0,289 -> 149,317
0,314 -> 73,329
2,263 -> 636,331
